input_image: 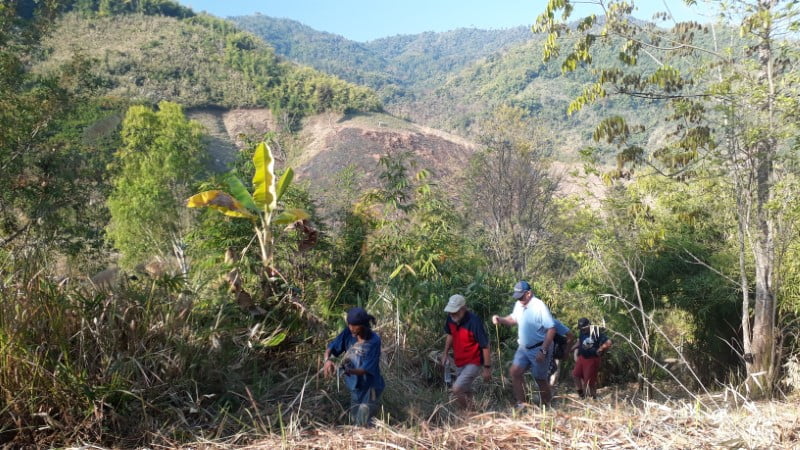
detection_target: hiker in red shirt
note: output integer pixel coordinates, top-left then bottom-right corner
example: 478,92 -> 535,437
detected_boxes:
440,294 -> 492,409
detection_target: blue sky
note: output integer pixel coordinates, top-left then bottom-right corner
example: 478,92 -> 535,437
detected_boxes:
178,1 -> 707,42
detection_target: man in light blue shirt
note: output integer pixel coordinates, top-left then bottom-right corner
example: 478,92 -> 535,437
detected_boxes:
492,281 -> 557,408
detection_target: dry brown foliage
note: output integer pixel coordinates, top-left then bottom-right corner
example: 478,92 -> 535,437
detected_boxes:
229,394 -> 800,449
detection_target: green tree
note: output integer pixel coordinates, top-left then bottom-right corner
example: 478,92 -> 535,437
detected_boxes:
187,141 -> 310,306
534,0 -> 800,395
106,101 -> 206,269
464,105 -> 560,275
0,0 -> 110,254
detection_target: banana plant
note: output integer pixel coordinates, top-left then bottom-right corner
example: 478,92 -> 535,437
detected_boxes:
187,142 -> 309,270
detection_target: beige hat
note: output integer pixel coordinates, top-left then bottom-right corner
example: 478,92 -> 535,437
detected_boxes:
444,294 -> 466,313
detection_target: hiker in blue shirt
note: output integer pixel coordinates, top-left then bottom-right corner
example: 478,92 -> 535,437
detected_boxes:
549,318 -> 575,389
492,281 -> 557,408
323,307 -> 385,426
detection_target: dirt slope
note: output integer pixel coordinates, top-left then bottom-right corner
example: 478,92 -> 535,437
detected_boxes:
293,112 -> 476,193
187,108 -> 605,209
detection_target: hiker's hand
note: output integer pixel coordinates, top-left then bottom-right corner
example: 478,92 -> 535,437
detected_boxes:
535,349 -> 546,363
482,366 -> 491,382
323,359 -> 336,378
492,315 -> 500,325
440,354 -> 448,367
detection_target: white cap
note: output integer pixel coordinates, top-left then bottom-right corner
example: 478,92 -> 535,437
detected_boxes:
444,294 -> 466,313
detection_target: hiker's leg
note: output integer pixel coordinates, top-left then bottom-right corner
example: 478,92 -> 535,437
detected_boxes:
586,357 -> 601,398
572,356 -> 586,397
531,343 -> 554,405
535,377 -> 552,406
452,364 -> 480,409
511,347 -> 532,404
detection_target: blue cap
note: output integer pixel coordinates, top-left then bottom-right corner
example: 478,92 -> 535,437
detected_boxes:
512,281 -> 531,299
346,307 -> 375,327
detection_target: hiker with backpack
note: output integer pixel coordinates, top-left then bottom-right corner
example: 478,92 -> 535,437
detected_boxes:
549,319 -> 575,389
492,281 -> 557,408
572,317 -> 612,399
440,294 -> 492,409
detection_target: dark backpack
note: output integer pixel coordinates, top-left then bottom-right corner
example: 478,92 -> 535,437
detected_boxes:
553,333 -> 568,360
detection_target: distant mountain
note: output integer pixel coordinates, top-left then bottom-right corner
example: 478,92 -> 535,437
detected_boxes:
231,14 -> 669,160
231,15 -> 398,91
365,26 -> 534,85
231,15 -> 533,99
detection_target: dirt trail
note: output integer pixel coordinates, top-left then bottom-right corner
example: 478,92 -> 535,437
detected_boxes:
186,108 -> 277,173
186,108 -> 239,173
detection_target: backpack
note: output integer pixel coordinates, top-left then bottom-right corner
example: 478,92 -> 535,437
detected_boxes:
552,332 -> 568,360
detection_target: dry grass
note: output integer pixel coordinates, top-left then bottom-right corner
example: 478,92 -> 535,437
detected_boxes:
4,265 -> 799,449
227,392 -> 800,449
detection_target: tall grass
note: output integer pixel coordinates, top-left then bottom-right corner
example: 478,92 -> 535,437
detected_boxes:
2,255 -> 798,447
0,256 -> 318,447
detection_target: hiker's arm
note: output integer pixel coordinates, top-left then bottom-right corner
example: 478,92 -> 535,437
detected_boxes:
492,314 -> 516,326
536,327 -> 556,362
322,328 -> 346,377
323,347 -> 337,377
565,331 -> 576,349
598,338 -> 612,355
441,334 -> 453,366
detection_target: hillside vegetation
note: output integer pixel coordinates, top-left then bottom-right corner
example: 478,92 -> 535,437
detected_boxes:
235,14 -> 734,161
37,12 -> 382,121
3,1 -> 800,448
232,15 -> 532,101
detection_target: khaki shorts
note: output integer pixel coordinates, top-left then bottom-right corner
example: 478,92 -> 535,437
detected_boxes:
452,363 -> 481,392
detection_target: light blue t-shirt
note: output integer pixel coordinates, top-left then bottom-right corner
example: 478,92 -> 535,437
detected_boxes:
511,296 -> 556,347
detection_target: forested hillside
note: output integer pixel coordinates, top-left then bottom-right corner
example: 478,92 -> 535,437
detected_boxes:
232,15 -> 531,102
232,14 -> 657,159
233,14 -> 732,160
2,1 -> 800,448
37,11 -> 381,119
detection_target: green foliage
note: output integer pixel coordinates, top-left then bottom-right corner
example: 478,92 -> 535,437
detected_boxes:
30,97 -> 126,255
35,11 -> 382,120
0,0 -> 123,256
106,101 -> 206,269
0,253 -> 318,447
534,0 -> 800,394
68,0 -> 195,18
573,171 -> 746,383
464,106 -> 561,275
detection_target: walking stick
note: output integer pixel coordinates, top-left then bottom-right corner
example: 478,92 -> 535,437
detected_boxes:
495,322 -> 506,388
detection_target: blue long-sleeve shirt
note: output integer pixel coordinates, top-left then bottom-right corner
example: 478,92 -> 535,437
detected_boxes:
327,327 -> 385,394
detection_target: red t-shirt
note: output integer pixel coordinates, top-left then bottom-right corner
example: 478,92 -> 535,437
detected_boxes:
444,311 -> 489,367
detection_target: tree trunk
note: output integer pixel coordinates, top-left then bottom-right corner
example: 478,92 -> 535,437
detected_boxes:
745,0 -> 779,396
746,140 -> 777,396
